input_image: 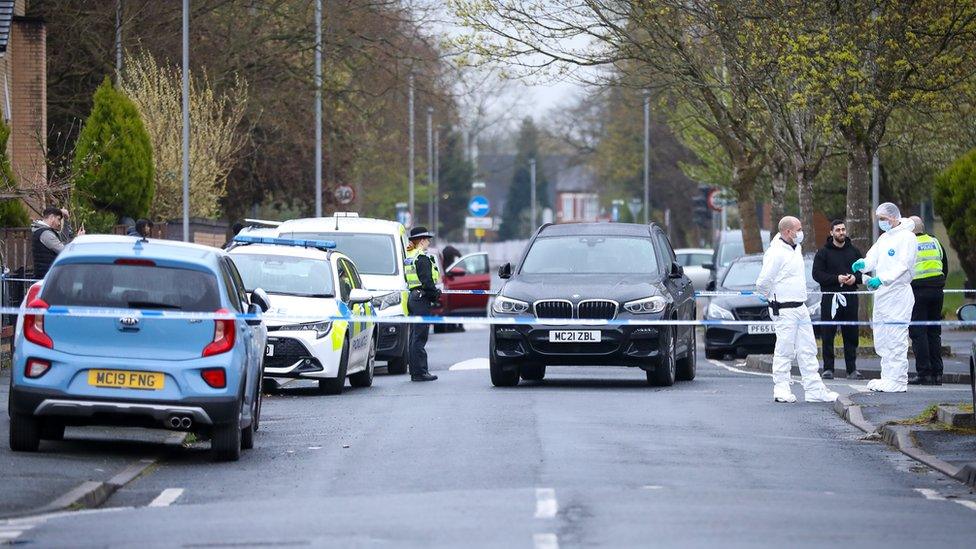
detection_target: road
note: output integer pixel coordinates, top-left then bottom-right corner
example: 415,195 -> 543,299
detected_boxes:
3,325 -> 976,547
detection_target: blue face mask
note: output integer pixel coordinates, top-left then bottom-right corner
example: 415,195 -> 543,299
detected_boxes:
879,219 -> 892,232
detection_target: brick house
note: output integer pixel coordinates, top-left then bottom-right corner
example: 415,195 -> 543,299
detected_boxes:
0,0 -> 46,216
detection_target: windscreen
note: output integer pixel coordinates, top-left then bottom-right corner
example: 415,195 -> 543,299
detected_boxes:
520,236 -> 658,275
42,263 -> 221,311
284,232 -> 397,275
230,254 -> 334,297
722,258 -> 814,289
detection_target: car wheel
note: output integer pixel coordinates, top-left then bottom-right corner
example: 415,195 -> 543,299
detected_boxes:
489,352 -> 519,387
262,378 -> 279,394
253,376 -> 263,432
40,419 -> 65,441
241,376 -> 260,450
520,364 -> 546,381
433,324 -> 447,334
349,336 -> 376,388
319,340 -> 349,395
9,414 -> 40,452
647,328 -> 676,387
676,329 -> 697,381
386,325 -> 410,375
211,420 -> 242,462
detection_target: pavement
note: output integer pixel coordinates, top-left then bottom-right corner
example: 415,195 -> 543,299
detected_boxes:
1,326 -> 975,547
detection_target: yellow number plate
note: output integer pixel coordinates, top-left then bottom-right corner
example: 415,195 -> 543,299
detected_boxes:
88,369 -> 165,391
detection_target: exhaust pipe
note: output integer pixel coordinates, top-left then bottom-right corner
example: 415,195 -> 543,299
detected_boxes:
167,415 -> 193,430
180,417 -> 192,430
168,416 -> 182,429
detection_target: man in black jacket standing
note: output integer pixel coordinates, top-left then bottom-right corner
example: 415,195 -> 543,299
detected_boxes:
812,220 -> 864,380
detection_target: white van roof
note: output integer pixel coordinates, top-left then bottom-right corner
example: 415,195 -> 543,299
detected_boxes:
277,216 -> 406,236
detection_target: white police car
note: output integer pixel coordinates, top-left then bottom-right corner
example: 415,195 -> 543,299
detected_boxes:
227,236 -> 376,395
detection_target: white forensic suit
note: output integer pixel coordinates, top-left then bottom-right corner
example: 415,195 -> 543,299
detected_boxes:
856,218 -> 918,392
756,236 -> 837,402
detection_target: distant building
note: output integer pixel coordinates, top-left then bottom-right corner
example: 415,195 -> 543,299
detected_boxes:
0,0 -> 46,215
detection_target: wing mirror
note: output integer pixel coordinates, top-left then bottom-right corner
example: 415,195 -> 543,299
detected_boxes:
348,288 -> 372,305
498,262 -> 513,279
669,262 -> 684,279
703,262 -> 715,271
705,280 -> 716,291
957,303 -> 976,321
250,288 -> 271,312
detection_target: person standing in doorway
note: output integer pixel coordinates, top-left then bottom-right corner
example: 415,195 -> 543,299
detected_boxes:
907,215 -> 947,386
811,220 -> 864,380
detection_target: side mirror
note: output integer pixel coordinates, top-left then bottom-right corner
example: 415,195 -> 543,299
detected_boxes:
498,263 -> 513,279
447,267 -> 466,278
669,263 -> 684,279
703,263 -> 715,271
705,280 -> 716,291
349,288 -> 372,305
246,303 -> 263,326
957,303 -> 976,321
250,288 -> 271,313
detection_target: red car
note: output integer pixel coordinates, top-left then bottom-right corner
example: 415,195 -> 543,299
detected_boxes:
432,251 -> 491,332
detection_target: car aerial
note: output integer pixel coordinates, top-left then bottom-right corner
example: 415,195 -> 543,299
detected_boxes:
271,213 -> 412,374
703,253 -> 821,360
706,229 -> 771,287
432,251 -> 491,333
488,222 -> 696,387
8,235 -> 268,461
227,236 -> 376,395
675,248 -> 712,290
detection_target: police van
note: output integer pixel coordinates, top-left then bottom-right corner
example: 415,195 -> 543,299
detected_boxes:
271,214 -> 412,374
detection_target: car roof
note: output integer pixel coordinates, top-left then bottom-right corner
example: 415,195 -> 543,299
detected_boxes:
59,235 -> 222,263
538,222 -> 653,237
227,243 -> 336,262
277,216 -> 405,236
675,248 -> 712,254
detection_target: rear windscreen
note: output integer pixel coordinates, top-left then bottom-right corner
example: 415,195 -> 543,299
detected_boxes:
283,232 -> 397,275
42,263 -> 221,311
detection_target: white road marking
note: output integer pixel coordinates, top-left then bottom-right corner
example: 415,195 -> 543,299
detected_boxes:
707,359 -> 771,378
449,358 -> 489,371
535,488 -> 558,519
533,533 -> 559,549
955,500 -> 976,512
463,323 -> 489,331
148,488 -> 184,507
308,446 -> 322,450
914,488 -> 976,513
642,485 -> 664,490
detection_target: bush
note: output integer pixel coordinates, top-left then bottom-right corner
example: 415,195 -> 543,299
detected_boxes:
72,77 -> 154,227
933,148 -> 976,286
0,118 -> 29,227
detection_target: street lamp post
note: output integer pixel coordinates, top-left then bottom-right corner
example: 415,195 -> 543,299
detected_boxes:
314,0 -> 322,217
181,0 -> 190,242
871,150 -> 880,242
643,91 -> 651,225
434,128 -> 440,236
115,0 -> 122,82
530,158 -> 537,233
427,107 -> 434,227
407,73 -> 415,224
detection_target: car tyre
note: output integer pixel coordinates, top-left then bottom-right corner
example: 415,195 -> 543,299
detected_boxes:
386,325 -> 410,375
349,336 -> 376,388
212,422 -> 242,462
676,329 -> 697,381
320,340 -> 349,395
520,364 -> 546,381
489,353 -> 520,387
647,328 -> 676,387
9,414 -> 40,452
433,324 -> 447,334
241,378 -> 260,450
40,419 -> 65,441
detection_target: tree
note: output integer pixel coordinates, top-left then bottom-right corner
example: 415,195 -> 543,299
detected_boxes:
72,78 -> 154,230
499,118 -> 547,239
933,148 -> 976,285
0,119 -> 30,227
437,129 -> 475,240
121,52 -> 248,219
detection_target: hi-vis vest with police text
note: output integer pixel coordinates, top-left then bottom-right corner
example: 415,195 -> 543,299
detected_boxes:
404,248 -> 440,289
913,234 -> 944,280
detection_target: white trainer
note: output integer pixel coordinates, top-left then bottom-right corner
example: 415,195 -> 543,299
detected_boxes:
867,379 -> 908,393
805,389 -> 839,403
774,390 -> 797,403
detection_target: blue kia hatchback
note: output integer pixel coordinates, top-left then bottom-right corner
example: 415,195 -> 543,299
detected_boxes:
8,236 -> 269,461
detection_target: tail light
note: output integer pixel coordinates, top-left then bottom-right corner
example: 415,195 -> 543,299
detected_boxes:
25,358 -> 51,378
200,368 -> 227,388
24,282 -> 42,304
24,298 -> 53,349
202,308 -> 235,357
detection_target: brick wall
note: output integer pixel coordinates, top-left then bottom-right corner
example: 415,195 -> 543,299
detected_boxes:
8,15 -> 45,214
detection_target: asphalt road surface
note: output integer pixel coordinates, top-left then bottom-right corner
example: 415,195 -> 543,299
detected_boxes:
4,325 -> 976,547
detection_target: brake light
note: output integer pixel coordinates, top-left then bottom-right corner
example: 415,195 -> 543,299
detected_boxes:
200,368 -> 227,388
24,298 -> 53,349
202,308 -> 235,357
25,358 -> 51,378
114,258 -> 156,266
24,282 -> 42,304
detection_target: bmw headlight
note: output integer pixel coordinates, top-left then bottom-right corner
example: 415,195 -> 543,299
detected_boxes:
280,321 -> 332,338
623,296 -> 667,314
371,291 -> 402,311
706,302 -> 735,321
492,295 -> 529,314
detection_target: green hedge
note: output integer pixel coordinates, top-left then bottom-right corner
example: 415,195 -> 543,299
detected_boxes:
934,148 -> 976,286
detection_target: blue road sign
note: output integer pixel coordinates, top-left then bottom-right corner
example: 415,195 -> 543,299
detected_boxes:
468,195 -> 490,217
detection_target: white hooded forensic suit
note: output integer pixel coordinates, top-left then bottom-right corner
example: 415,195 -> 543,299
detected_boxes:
856,218 -> 918,392
756,235 -> 837,403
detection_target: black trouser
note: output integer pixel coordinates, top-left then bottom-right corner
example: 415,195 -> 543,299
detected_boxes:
910,285 -> 944,377
820,294 -> 859,374
407,290 -> 432,376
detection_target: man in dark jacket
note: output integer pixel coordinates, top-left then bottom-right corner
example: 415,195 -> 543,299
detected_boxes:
811,220 -> 863,379
31,207 -> 84,279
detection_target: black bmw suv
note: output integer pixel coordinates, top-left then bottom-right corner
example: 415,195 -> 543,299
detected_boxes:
488,222 -> 696,387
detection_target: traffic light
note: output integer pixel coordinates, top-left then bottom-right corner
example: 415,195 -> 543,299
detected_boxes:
693,185 -> 712,229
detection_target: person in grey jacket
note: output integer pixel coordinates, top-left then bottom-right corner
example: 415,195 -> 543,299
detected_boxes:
31,207 -> 84,279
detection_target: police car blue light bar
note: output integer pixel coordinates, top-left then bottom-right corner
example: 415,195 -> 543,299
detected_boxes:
233,235 -> 337,249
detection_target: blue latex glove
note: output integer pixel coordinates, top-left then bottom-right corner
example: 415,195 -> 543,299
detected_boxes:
852,259 -> 866,273
756,295 -> 768,303
867,277 -> 882,290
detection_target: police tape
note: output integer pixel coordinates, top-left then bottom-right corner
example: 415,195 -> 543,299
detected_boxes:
696,289 -> 976,297
2,305 -> 975,328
